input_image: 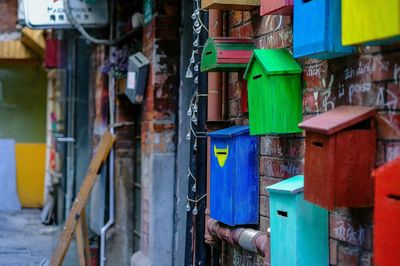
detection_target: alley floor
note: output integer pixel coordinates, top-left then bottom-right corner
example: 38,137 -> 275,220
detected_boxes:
0,209 -> 77,266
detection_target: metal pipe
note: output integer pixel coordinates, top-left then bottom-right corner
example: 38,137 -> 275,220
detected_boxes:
100,70 -> 116,266
205,9 -> 223,246
207,218 -> 267,257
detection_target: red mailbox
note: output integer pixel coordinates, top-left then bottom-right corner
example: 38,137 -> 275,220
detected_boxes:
298,106 -> 376,210
260,0 -> 293,16
373,157 -> 400,266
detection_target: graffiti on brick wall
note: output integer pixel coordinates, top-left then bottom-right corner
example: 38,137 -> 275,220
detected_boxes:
232,248 -> 264,266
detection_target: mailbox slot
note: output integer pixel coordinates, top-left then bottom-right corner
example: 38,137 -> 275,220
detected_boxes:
201,37 -> 255,72
373,157 -> 400,265
244,49 -> 302,135
209,126 -> 259,226
267,175 -> 328,266
299,106 -> 376,209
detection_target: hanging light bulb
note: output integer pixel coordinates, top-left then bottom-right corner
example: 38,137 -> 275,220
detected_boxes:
193,139 -> 197,151
185,67 -> 193,79
194,19 -> 200,27
191,13 -> 197,20
194,76 -> 198,84
195,26 -> 202,34
187,105 -> 192,116
192,113 -> 197,124
186,201 -> 191,212
190,52 -> 195,63
192,183 -> 197,192
194,9 -> 200,16
193,37 -> 199,47
186,130 -> 191,140
194,64 -> 199,72
192,104 -> 198,113
192,205 -> 198,215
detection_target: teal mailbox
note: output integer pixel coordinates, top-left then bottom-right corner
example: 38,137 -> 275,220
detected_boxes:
267,175 -> 328,266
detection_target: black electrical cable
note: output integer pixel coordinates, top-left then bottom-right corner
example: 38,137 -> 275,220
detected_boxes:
63,0 -> 138,45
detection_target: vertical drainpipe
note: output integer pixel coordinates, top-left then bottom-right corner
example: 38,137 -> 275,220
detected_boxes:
205,8 -> 223,260
100,72 -> 115,266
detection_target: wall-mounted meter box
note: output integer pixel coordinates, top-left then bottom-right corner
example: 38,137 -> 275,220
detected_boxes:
125,52 -> 150,104
24,0 -> 108,29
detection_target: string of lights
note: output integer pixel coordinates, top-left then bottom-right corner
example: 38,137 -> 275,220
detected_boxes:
185,0 -> 208,215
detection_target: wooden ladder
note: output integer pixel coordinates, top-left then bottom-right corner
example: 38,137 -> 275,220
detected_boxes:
49,131 -> 115,266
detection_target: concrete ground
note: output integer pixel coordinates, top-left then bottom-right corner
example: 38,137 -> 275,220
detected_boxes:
0,209 -> 78,266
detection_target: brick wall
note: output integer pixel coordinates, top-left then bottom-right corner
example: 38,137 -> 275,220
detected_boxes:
0,0 -> 17,33
224,8 -> 400,266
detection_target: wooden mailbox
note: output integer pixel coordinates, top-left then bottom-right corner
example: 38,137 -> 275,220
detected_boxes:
298,106 -> 376,210
342,0 -> 400,45
243,48 -> 302,135
267,175 -> 328,266
260,0 -> 293,16
209,126 -> 259,226
124,52 -> 149,104
293,0 -> 354,59
201,38 -> 255,72
373,157 -> 400,266
201,0 -> 260,11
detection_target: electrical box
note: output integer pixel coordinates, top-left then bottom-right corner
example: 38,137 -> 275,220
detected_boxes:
299,106 -> 376,210
260,0 -> 293,16
124,52 -> 149,104
243,49 -> 302,135
201,0 -> 260,11
209,126 -> 259,226
201,38 -> 255,72
267,175 -> 328,266
342,0 -> 400,45
293,0 -> 354,59
373,157 -> 400,266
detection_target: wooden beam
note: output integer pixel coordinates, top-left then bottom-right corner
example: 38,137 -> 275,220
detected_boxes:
21,28 -> 45,59
50,131 -> 115,266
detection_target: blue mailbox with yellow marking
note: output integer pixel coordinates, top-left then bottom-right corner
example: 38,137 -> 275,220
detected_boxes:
209,126 -> 259,226
267,175 -> 328,266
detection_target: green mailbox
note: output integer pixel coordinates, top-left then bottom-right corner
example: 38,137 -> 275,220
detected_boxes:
201,37 -> 255,72
244,49 -> 302,135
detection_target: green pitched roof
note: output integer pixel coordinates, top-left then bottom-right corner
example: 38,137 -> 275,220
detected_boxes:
244,49 -> 302,79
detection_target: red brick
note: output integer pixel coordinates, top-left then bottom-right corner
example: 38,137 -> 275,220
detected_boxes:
386,141 -> 400,162
376,141 -> 386,166
330,239 -> 338,265
0,0 -> 17,32
337,244 -> 360,266
253,14 -> 292,37
303,89 -> 324,114
376,113 -> 400,140
360,251 -> 373,266
259,215 -> 270,233
302,62 -> 329,89
260,176 -> 282,196
260,157 -> 303,178
260,195 -> 269,217
260,136 -> 304,159
329,213 -> 372,250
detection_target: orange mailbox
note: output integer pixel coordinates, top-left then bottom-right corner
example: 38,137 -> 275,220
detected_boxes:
373,157 -> 400,266
299,106 -> 376,210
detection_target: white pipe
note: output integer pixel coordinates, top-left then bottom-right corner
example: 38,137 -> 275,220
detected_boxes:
100,69 -> 116,266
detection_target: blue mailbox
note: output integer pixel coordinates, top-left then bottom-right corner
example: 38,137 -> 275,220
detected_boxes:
267,175 -> 328,266
209,126 -> 259,226
293,0 -> 354,59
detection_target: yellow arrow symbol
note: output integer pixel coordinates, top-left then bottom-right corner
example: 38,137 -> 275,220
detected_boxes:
214,145 -> 229,167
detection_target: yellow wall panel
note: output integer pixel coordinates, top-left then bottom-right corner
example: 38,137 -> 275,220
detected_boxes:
342,0 -> 400,45
15,143 -> 46,207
